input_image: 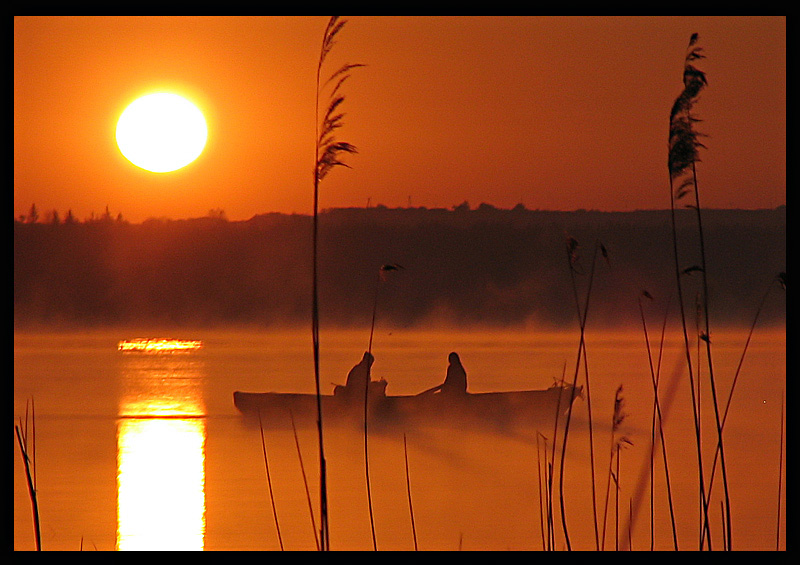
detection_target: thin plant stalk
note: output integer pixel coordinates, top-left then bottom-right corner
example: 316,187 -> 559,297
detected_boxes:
628,499 -> 633,551
558,238 -> 602,550
536,432 -> 547,551
620,359 -> 684,551
691,160 -> 733,550
702,274 -> 782,544
548,363 -> 566,550
290,410 -> 320,551
601,387 -> 632,551
547,462 -> 555,550
668,32 -> 733,545
312,16 -> 362,550
721,274 -> 784,425
667,33 -> 712,549
16,422 -> 41,551
639,292 -> 679,550
258,410 -> 283,550
776,388 -> 785,551
668,181 -> 710,550
312,27 -> 327,552
32,398 -> 37,490
403,433 -> 419,551
363,270 -> 381,551
362,264 -> 402,551
615,444 -> 620,551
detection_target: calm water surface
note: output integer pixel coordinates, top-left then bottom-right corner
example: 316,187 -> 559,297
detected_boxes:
14,327 -> 785,551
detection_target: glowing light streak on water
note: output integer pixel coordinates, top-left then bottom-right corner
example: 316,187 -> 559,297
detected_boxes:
116,339 -> 206,551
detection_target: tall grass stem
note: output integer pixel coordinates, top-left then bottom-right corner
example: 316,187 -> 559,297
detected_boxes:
776,388 -> 785,550
15,422 -> 41,551
290,410 -> 320,550
403,433 -> 419,551
258,410 -> 283,550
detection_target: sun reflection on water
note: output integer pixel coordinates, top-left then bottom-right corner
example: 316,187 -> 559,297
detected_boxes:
116,338 -> 206,551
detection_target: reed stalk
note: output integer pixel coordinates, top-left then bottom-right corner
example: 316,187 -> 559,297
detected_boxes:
638,292 -> 678,550
546,363 -> 566,550
32,398 -> 37,490
312,16 -> 363,550
363,264 -> 402,551
776,388 -> 785,551
675,36 -> 732,549
601,386 -> 632,551
702,273 -> 784,544
536,432 -> 546,550
364,270 -> 381,551
667,33 -> 713,549
721,274 -> 784,426
403,433 -> 419,551
290,410 -> 320,550
693,161 -> 733,551
620,359 -> 684,551
628,499 -> 633,551
558,237 -> 604,550
615,443 -> 620,551
15,400 -> 41,551
258,410 -> 283,550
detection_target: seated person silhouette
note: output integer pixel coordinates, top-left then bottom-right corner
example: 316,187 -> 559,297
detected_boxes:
419,352 -> 468,396
334,352 -> 387,399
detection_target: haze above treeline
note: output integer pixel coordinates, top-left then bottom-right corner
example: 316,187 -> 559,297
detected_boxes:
14,205 -> 786,330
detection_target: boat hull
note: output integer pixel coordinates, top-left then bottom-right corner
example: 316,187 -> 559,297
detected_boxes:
233,385 -> 581,429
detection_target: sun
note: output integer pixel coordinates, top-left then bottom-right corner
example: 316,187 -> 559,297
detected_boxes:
116,93 -> 208,173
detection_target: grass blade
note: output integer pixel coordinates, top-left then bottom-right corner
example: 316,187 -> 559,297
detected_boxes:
776,388 -> 785,550
403,433 -> 419,551
16,422 -> 41,551
258,410 -> 283,550
290,410 -> 320,550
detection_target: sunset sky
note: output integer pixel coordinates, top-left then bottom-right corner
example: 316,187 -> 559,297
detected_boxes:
14,16 -> 785,223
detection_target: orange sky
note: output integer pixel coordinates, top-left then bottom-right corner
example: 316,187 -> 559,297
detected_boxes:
14,16 -> 785,223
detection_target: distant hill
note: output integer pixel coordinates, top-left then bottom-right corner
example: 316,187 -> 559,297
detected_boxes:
14,206 -> 786,329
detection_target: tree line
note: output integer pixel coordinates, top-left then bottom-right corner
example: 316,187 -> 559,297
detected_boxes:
14,205 -> 785,329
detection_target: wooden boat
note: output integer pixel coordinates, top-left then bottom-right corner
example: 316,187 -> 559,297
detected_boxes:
233,382 -> 582,429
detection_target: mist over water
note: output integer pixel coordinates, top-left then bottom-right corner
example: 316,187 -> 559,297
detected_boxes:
13,195 -> 786,551
14,325 -> 785,551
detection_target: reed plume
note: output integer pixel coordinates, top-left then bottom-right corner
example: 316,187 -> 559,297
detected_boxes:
600,386 -> 632,551
666,33 -> 715,549
673,34 -> 733,549
311,16 -> 363,551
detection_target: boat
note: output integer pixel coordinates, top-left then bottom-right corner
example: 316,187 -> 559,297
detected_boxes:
233,381 -> 582,429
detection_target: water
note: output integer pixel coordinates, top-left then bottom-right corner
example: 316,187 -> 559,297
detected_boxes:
14,326 -> 785,551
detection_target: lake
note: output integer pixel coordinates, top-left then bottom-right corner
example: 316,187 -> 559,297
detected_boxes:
14,326 -> 785,551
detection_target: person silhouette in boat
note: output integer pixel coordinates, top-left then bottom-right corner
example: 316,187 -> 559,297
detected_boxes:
334,352 -> 387,399
420,352 -> 468,396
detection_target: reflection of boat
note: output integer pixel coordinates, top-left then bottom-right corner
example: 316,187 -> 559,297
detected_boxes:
233,383 -> 582,428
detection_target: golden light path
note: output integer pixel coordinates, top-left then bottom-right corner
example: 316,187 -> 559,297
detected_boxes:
118,338 -> 204,353
116,338 -> 206,551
